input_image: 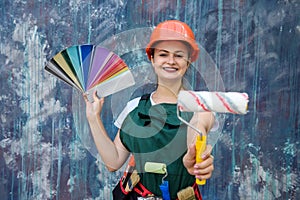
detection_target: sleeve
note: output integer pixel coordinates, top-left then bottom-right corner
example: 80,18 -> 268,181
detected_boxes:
114,97 -> 141,129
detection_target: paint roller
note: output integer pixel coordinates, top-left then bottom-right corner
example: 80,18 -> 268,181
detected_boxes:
177,90 -> 249,185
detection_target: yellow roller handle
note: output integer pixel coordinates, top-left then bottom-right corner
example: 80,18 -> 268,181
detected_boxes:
195,135 -> 207,185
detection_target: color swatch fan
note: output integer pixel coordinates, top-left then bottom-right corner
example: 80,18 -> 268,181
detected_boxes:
45,45 -> 135,101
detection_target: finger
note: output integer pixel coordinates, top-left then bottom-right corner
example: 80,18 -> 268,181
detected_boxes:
194,163 -> 214,176
194,155 -> 214,169
93,90 -> 99,101
191,144 -> 196,157
195,171 -> 213,180
83,93 -> 89,103
187,143 -> 196,157
183,144 -> 196,171
99,97 -> 105,105
201,145 -> 213,159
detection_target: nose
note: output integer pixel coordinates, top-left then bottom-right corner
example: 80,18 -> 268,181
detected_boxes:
167,54 -> 176,64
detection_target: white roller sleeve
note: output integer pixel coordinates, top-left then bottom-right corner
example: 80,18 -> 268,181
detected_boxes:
177,91 -> 249,114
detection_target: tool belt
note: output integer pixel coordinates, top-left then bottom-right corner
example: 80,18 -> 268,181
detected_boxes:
112,156 -> 202,200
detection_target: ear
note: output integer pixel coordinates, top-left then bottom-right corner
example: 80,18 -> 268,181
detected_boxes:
186,58 -> 191,68
150,55 -> 155,65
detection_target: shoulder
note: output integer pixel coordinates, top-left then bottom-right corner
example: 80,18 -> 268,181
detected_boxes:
114,97 -> 141,128
126,97 -> 141,109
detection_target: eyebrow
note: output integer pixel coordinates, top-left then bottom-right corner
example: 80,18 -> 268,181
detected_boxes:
156,49 -> 185,54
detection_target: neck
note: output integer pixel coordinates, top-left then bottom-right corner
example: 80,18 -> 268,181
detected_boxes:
152,81 -> 183,104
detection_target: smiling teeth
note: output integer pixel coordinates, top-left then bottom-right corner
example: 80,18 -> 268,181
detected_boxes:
163,67 -> 178,71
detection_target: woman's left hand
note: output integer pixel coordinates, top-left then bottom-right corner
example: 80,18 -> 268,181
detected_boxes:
183,144 -> 214,180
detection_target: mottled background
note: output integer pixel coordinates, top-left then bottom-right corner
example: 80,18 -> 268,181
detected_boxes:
0,0 -> 299,199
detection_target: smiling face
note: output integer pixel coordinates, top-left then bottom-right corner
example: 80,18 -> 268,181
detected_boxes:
151,41 -> 191,84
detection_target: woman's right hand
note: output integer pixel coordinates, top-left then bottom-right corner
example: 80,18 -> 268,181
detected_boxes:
84,91 -> 105,121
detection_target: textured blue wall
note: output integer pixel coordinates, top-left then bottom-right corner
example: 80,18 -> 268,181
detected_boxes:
0,0 -> 299,199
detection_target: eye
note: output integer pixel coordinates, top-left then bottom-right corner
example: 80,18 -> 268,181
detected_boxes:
174,54 -> 184,58
158,53 -> 168,57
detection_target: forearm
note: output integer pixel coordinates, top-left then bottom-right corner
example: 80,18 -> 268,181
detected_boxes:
88,115 -> 125,170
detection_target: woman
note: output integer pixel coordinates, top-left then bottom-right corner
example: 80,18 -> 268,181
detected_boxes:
84,20 -> 215,199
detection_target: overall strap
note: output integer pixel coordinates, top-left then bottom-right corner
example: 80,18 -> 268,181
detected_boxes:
140,93 -> 151,101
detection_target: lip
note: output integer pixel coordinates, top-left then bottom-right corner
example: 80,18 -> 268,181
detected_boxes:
163,67 -> 178,72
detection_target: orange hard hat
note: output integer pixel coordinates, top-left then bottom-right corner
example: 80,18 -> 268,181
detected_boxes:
146,20 -> 199,62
